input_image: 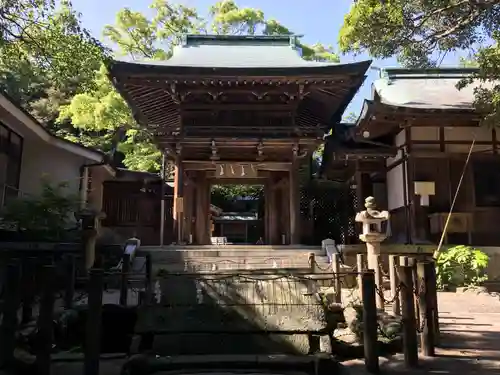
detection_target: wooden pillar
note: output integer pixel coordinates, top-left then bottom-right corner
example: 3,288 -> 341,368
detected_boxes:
268,174 -> 279,245
405,128 -> 417,243
264,180 -> 271,244
183,174 -> 194,244
159,152 -> 167,246
289,162 -> 300,245
280,176 -> 290,244
206,180 -> 212,241
195,172 -> 210,245
173,160 -> 184,244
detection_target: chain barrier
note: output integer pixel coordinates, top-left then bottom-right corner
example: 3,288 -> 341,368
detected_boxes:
375,284 -> 403,304
413,277 -> 426,300
312,260 -> 332,272
311,258 -> 360,275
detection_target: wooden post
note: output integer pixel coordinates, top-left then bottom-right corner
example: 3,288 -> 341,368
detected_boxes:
145,253 -> 152,303
361,271 -> 379,374
417,262 -> 436,357
264,180 -> 271,244
357,253 -> 364,299
195,173 -> 209,245
36,265 -> 56,375
409,257 -> 420,328
0,262 -> 20,368
389,255 -> 400,316
308,252 -> 316,273
183,177 -> 194,244
332,253 -> 342,304
399,256 -> 409,310
280,179 -> 290,244
429,262 -> 440,345
64,254 -> 76,309
307,333 -> 320,354
21,257 -> 36,324
289,161 -> 300,244
120,253 -> 130,306
367,249 -> 384,310
159,152 -> 167,246
398,265 -> 419,368
268,176 -> 279,245
173,159 -> 184,244
85,269 -> 104,375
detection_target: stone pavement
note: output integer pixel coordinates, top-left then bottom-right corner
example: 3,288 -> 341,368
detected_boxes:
343,290 -> 500,374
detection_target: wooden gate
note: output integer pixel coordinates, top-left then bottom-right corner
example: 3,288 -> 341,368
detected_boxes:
102,181 -> 173,245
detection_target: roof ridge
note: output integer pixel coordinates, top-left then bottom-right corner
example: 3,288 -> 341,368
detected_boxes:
380,67 -> 478,80
181,34 -> 302,47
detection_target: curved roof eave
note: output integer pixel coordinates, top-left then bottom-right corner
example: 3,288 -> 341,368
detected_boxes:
108,59 -> 372,79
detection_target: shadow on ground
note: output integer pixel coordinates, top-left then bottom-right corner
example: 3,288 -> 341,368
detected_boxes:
142,250 -> 323,356
341,319 -> 500,374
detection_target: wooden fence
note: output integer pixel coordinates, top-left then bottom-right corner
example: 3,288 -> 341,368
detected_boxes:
0,247 -> 438,375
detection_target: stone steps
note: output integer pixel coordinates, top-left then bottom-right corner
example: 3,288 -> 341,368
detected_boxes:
139,245 -> 330,272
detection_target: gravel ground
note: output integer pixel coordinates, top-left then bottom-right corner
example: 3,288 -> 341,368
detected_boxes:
343,290 -> 500,374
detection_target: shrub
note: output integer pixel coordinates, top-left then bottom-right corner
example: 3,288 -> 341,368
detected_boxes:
0,179 -> 81,241
436,245 -> 489,290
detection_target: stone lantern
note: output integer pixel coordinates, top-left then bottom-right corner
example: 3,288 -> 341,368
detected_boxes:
355,196 -> 390,308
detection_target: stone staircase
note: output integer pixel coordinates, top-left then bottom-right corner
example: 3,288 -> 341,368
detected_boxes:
139,245 -> 331,272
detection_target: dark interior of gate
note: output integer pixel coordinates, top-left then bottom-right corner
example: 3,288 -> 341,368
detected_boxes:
107,34 -> 372,246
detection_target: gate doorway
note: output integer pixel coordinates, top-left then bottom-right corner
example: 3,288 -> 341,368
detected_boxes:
210,184 -> 264,244
171,164 -> 302,246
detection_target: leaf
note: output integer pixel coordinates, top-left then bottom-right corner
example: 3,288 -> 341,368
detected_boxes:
339,0 -> 500,126
435,245 -> 489,289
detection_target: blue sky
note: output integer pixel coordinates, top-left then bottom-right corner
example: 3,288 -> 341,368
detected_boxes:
73,0 -> 465,118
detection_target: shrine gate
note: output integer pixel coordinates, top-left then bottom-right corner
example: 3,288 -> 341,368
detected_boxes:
108,34 -> 370,245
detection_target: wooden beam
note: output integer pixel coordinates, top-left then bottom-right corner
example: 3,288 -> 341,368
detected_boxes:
121,75 -> 355,87
159,137 -> 321,146
182,161 -> 292,171
180,103 -> 295,111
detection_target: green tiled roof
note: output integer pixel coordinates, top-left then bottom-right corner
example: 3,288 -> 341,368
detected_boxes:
111,35 -> 372,77
118,34 -> 344,69
373,67 -> 494,110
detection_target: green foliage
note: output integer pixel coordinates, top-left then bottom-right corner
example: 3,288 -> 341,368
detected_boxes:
212,184 -> 263,199
339,0 -> 500,126
0,0 -> 109,91
0,179 -> 81,241
58,0 -> 340,173
435,245 -> 489,290
0,0 -> 340,174
211,184 -> 263,210
343,111 -> 358,123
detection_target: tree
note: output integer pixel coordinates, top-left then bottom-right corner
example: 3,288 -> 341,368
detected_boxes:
60,0 -> 340,173
343,111 -> 358,123
0,0 -> 109,91
339,0 -> 500,126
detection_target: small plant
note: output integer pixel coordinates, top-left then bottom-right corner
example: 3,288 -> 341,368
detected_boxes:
435,245 -> 489,290
0,178 -> 81,241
